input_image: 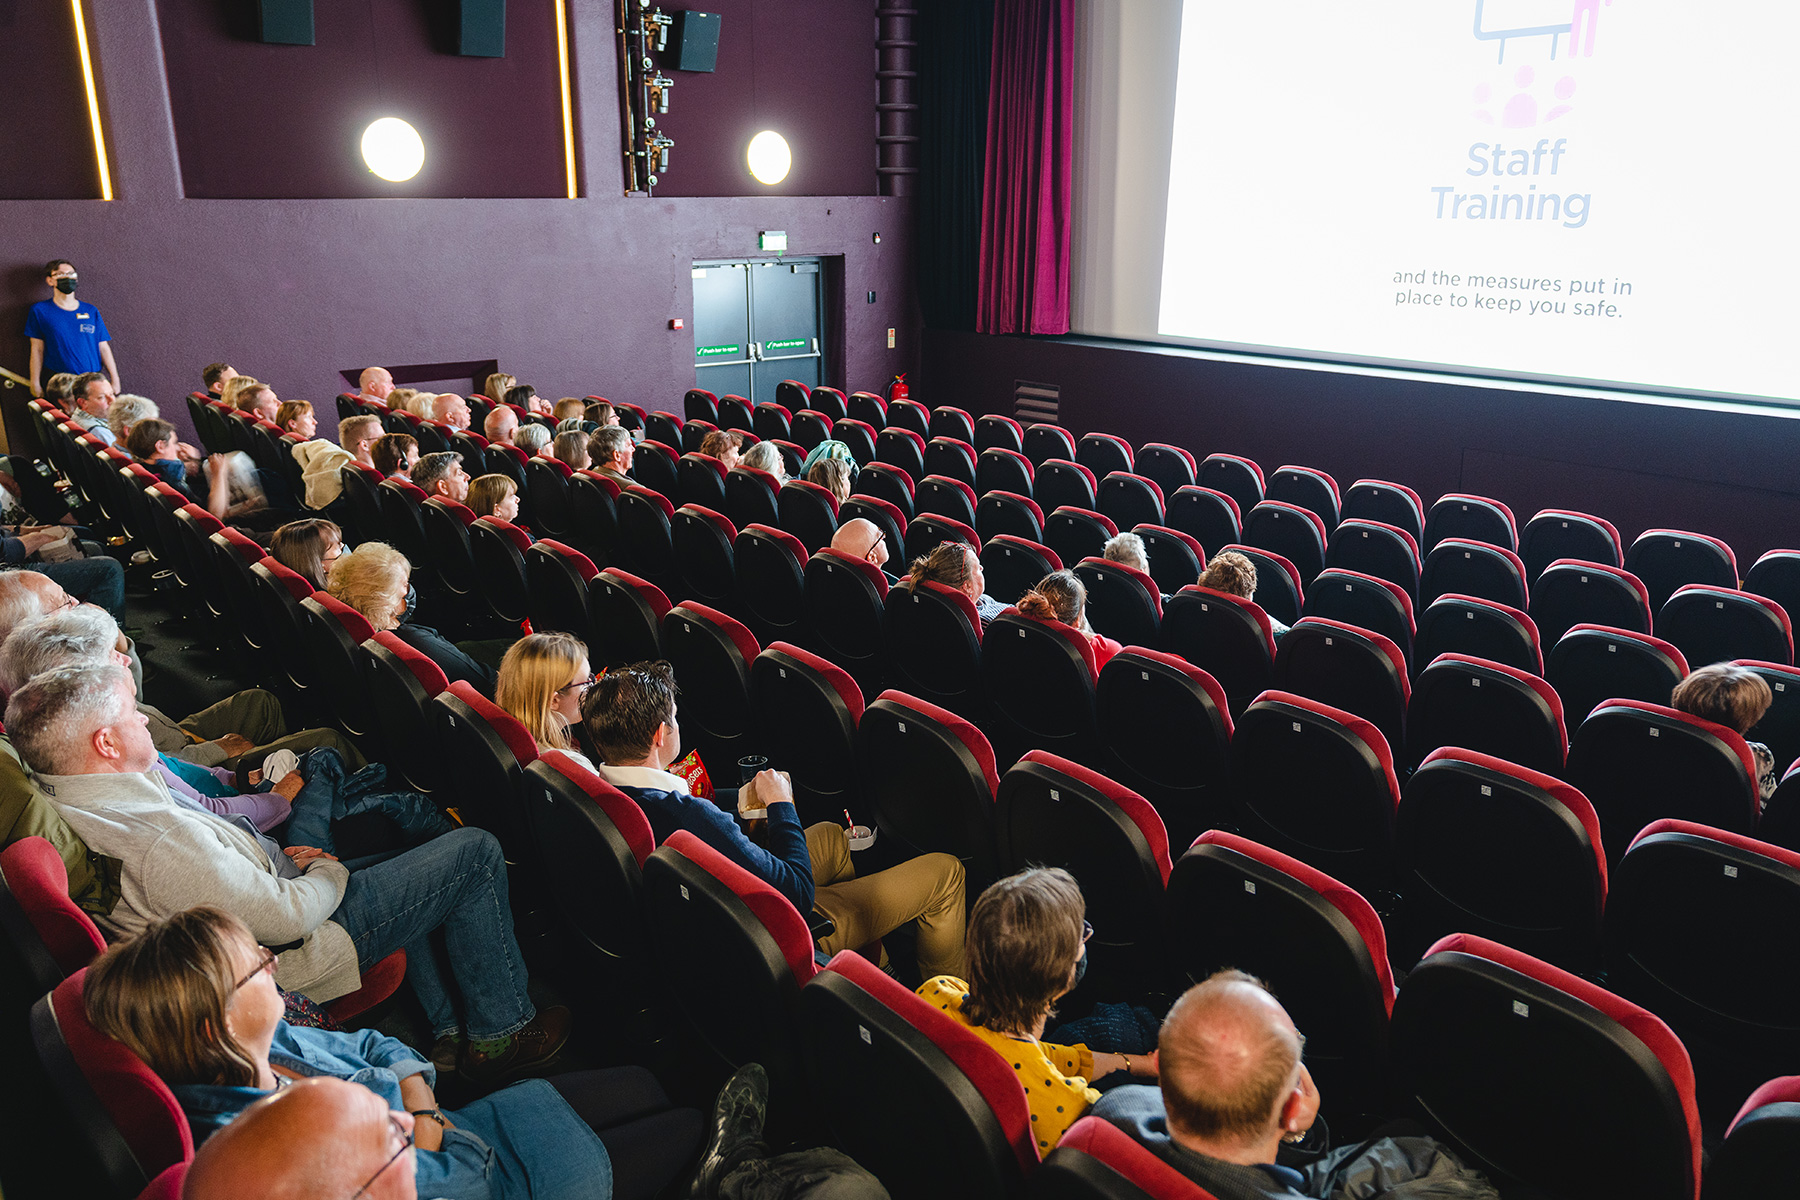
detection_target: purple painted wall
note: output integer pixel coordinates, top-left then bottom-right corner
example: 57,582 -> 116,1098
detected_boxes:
157,0 -> 569,199
920,329 -> 1800,564
1,2 -> 103,199
1,0 -> 917,443
649,0 -> 878,198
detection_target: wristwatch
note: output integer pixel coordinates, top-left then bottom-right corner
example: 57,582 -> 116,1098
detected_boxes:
411,1108 -> 448,1128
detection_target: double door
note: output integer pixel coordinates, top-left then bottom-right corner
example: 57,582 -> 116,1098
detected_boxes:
692,258 -> 823,403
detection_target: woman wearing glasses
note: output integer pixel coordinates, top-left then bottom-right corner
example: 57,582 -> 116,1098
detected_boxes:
496,632 -> 597,771
916,867 -> 1159,1154
85,906 -> 704,1200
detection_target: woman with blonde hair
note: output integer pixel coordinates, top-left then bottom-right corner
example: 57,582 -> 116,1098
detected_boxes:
466,473 -> 522,523
1016,569 -> 1122,673
328,541 -> 503,696
85,906 -> 703,1200
497,632 -> 596,770
219,375 -> 262,410
274,399 -> 317,439
484,371 -> 517,404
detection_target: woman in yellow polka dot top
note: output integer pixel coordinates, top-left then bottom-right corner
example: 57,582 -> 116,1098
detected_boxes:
917,867 -> 1159,1154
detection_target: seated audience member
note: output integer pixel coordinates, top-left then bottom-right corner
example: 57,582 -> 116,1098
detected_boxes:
207,450 -> 287,529
430,392 -> 473,431
503,383 -> 544,415
15,664 -> 569,1079
586,662 -> 967,981
698,428 -> 745,471
41,372 -> 79,404
484,371 -> 517,405
497,633 -> 596,771
1103,531 -> 1150,575
1199,550 -> 1288,640
587,400 -> 619,427
356,366 -> 395,404
907,541 -> 1005,626
513,423 -> 552,457
466,474 -> 523,523
293,434 -> 357,512
558,417 -> 594,437
67,371 -> 118,444
1016,570 -> 1122,672
552,430 -> 592,471
830,517 -> 896,585
105,392 -> 159,442
219,376 -> 259,410
236,381 -> 282,424
1672,663 -> 1778,807
271,518 -> 344,591
126,417 -> 199,495
401,392 -> 439,421
691,1063 -> 894,1200
412,452 -> 471,505
202,361 -> 239,398
88,908 -> 702,1200
372,433 -> 420,480
742,439 -> 789,484
339,414 -> 383,468
385,387 -> 421,415
591,425 -> 635,484
918,868 -> 1158,1154
329,542 -> 503,697
484,403 -> 520,446
802,440 -> 857,504
275,400 -> 316,439
0,523 -> 126,623
553,397 -> 588,425
181,1077 -> 421,1200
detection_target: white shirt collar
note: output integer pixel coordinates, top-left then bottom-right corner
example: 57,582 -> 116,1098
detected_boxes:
595,762 -> 689,795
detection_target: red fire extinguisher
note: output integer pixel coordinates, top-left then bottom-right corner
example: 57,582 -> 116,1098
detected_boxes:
888,373 -> 909,403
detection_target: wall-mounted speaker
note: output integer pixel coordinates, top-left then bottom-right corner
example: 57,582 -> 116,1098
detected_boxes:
669,11 -> 722,72
457,0 -> 507,58
256,0 -> 315,46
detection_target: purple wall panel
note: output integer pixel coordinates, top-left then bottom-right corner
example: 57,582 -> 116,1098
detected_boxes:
0,1 -> 104,199
650,0 -> 877,198
156,0 -> 567,199
0,0 -> 917,446
919,329 -> 1800,564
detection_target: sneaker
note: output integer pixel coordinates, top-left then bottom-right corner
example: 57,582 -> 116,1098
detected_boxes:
459,1005 -> 572,1086
429,1034 -> 463,1074
687,1063 -> 770,1199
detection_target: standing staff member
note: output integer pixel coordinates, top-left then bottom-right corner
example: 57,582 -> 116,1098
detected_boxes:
26,259 -> 119,397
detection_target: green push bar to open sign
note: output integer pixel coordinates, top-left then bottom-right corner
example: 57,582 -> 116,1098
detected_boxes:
696,344 -> 740,358
763,338 -> 809,352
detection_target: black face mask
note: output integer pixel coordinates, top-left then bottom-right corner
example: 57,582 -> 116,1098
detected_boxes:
1069,948 -> 1088,991
398,583 -> 418,625
55,277 -> 78,295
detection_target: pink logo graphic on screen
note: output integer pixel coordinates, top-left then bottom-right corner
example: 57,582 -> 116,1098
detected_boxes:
1468,1 -> 1615,129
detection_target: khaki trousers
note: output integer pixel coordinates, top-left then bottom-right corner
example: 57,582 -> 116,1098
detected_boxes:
804,821 -> 968,979
179,689 -> 368,771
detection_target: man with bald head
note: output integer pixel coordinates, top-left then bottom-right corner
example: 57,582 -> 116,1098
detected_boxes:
484,402 -> 519,445
184,1076 -> 416,1200
430,392 -> 472,431
1092,970 -> 1318,1198
357,366 -> 395,404
830,517 -> 897,585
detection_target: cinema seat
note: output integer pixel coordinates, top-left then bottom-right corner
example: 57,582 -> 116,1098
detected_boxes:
1273,617 -> 1409,753
1391,933 -> 1701,1200
1703,1076 -> 1800,1200
1036,1116 -> 1219,1200
645,410 -> 684,448
981,535 -> 1061,610
633,439 -> 681,500
884,578 -> 986,721
301,592 -> 379,744
804,548 -> 890,697
251,558 -> 320,698
791,409 -> 833,451
1167,486 -> 1242,557
1745,550 -> 1800,634
616,485 -> 680,597
753,401 -> 793,442
876,427 -> 928,481
0,838 -> 105,994
1045,507 -> 1119,574
1267,464 -> 1340,530
888,398 -> 931,439
1626,529 -> 1739,612
725,465 -> 782,531
377,477 -> 431,567
1167,831 -> 1395,1118
1567,698 -> 1761,863
1023,422 -> 1077,466
907,513 -> 981,565
1134,442 -> 1198,498
751,641 -> 864,827
1532,559 -> 1655,647
1423,492 -> 1517,553
981,606 -> 1102,768
432,680 -> 539,856
856,461 -> 917,519
975,413 -> 1025,454
1420,538 -> 1528,608
1132,524 -> 1205,597
680,420 -> 716,455
1197,453 -> 1264,515
1406,653 -> 1566,774
1342,479 -> 1425,543
1097,472 -> 1165,531
918,474 -> 979,529
926,437 -> 979,490
977,447 -> 1035,498
469,516 -> 532,624
1658,585 -> 1793,667
1736,658 -> 1800,788
677,451 -> 729,511
1160,586 -> 1277,716
1302,568 -> 1416,669
835,418 -> 879,465
1413,593 -> 1542,677
716,395 -> 754,432
672,504 -> 737,608
1230,690 -> 1401,892
931,406 -> 976,443
799,951 -> 1036,1196
684,387 -> 720,423
360,631 -> 450,795
776,479 -> 839,556
734,524 -> 809,649
421,497 -> 480,602
976,490 -> 1046,545
848,390 -> 889,429
1242,501 -> 1327,585
1077,432 -> 1134,479
807,385 -> 848,423
856,689 -> 1002,884
1325,519 -> 1422,602
1096,649 -> 1233,853
524,752 -> 655,968
660,602 -> 760,782
1397,747 -> 1607,970
1037,458 -> 1099,512
1521,508 -> 1623,580
589,567 -> 669,667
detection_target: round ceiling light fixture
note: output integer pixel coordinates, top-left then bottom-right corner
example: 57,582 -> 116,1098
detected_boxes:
746,130 -> 792,185
361,117 -> 425,182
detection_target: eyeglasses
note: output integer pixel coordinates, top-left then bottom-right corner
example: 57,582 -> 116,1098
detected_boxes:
557,673 -> 600,696
865,530 -> 886,562
350,1112 -> 414,1199
234,946 -> 278,991
1082,920 -> 1093,944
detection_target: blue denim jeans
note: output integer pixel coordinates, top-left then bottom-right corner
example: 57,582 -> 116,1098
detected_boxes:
281,749 -> 455,856
331,826 -> 536,1042
14,556 -> 126,621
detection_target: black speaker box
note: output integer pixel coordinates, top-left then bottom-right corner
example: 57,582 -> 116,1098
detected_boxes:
457,0 -> 506,58
255,0 -> 314,46
670,11 -> 722,73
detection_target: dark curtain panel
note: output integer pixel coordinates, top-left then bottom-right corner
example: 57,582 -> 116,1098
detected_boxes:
976,0 -> 1075,335
915,0 -> 994,331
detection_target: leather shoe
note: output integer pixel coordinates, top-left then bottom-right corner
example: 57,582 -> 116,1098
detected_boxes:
687,1062 -> 770,1199
459,1005 -> 572,1086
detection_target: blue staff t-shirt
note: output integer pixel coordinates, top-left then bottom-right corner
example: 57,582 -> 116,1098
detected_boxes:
24,299 -> 110,377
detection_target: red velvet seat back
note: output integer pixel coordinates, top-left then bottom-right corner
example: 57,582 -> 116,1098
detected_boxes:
0,836 -> 105,981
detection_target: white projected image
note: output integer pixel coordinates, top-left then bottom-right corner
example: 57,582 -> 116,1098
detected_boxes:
1158,1 -> 1798,402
